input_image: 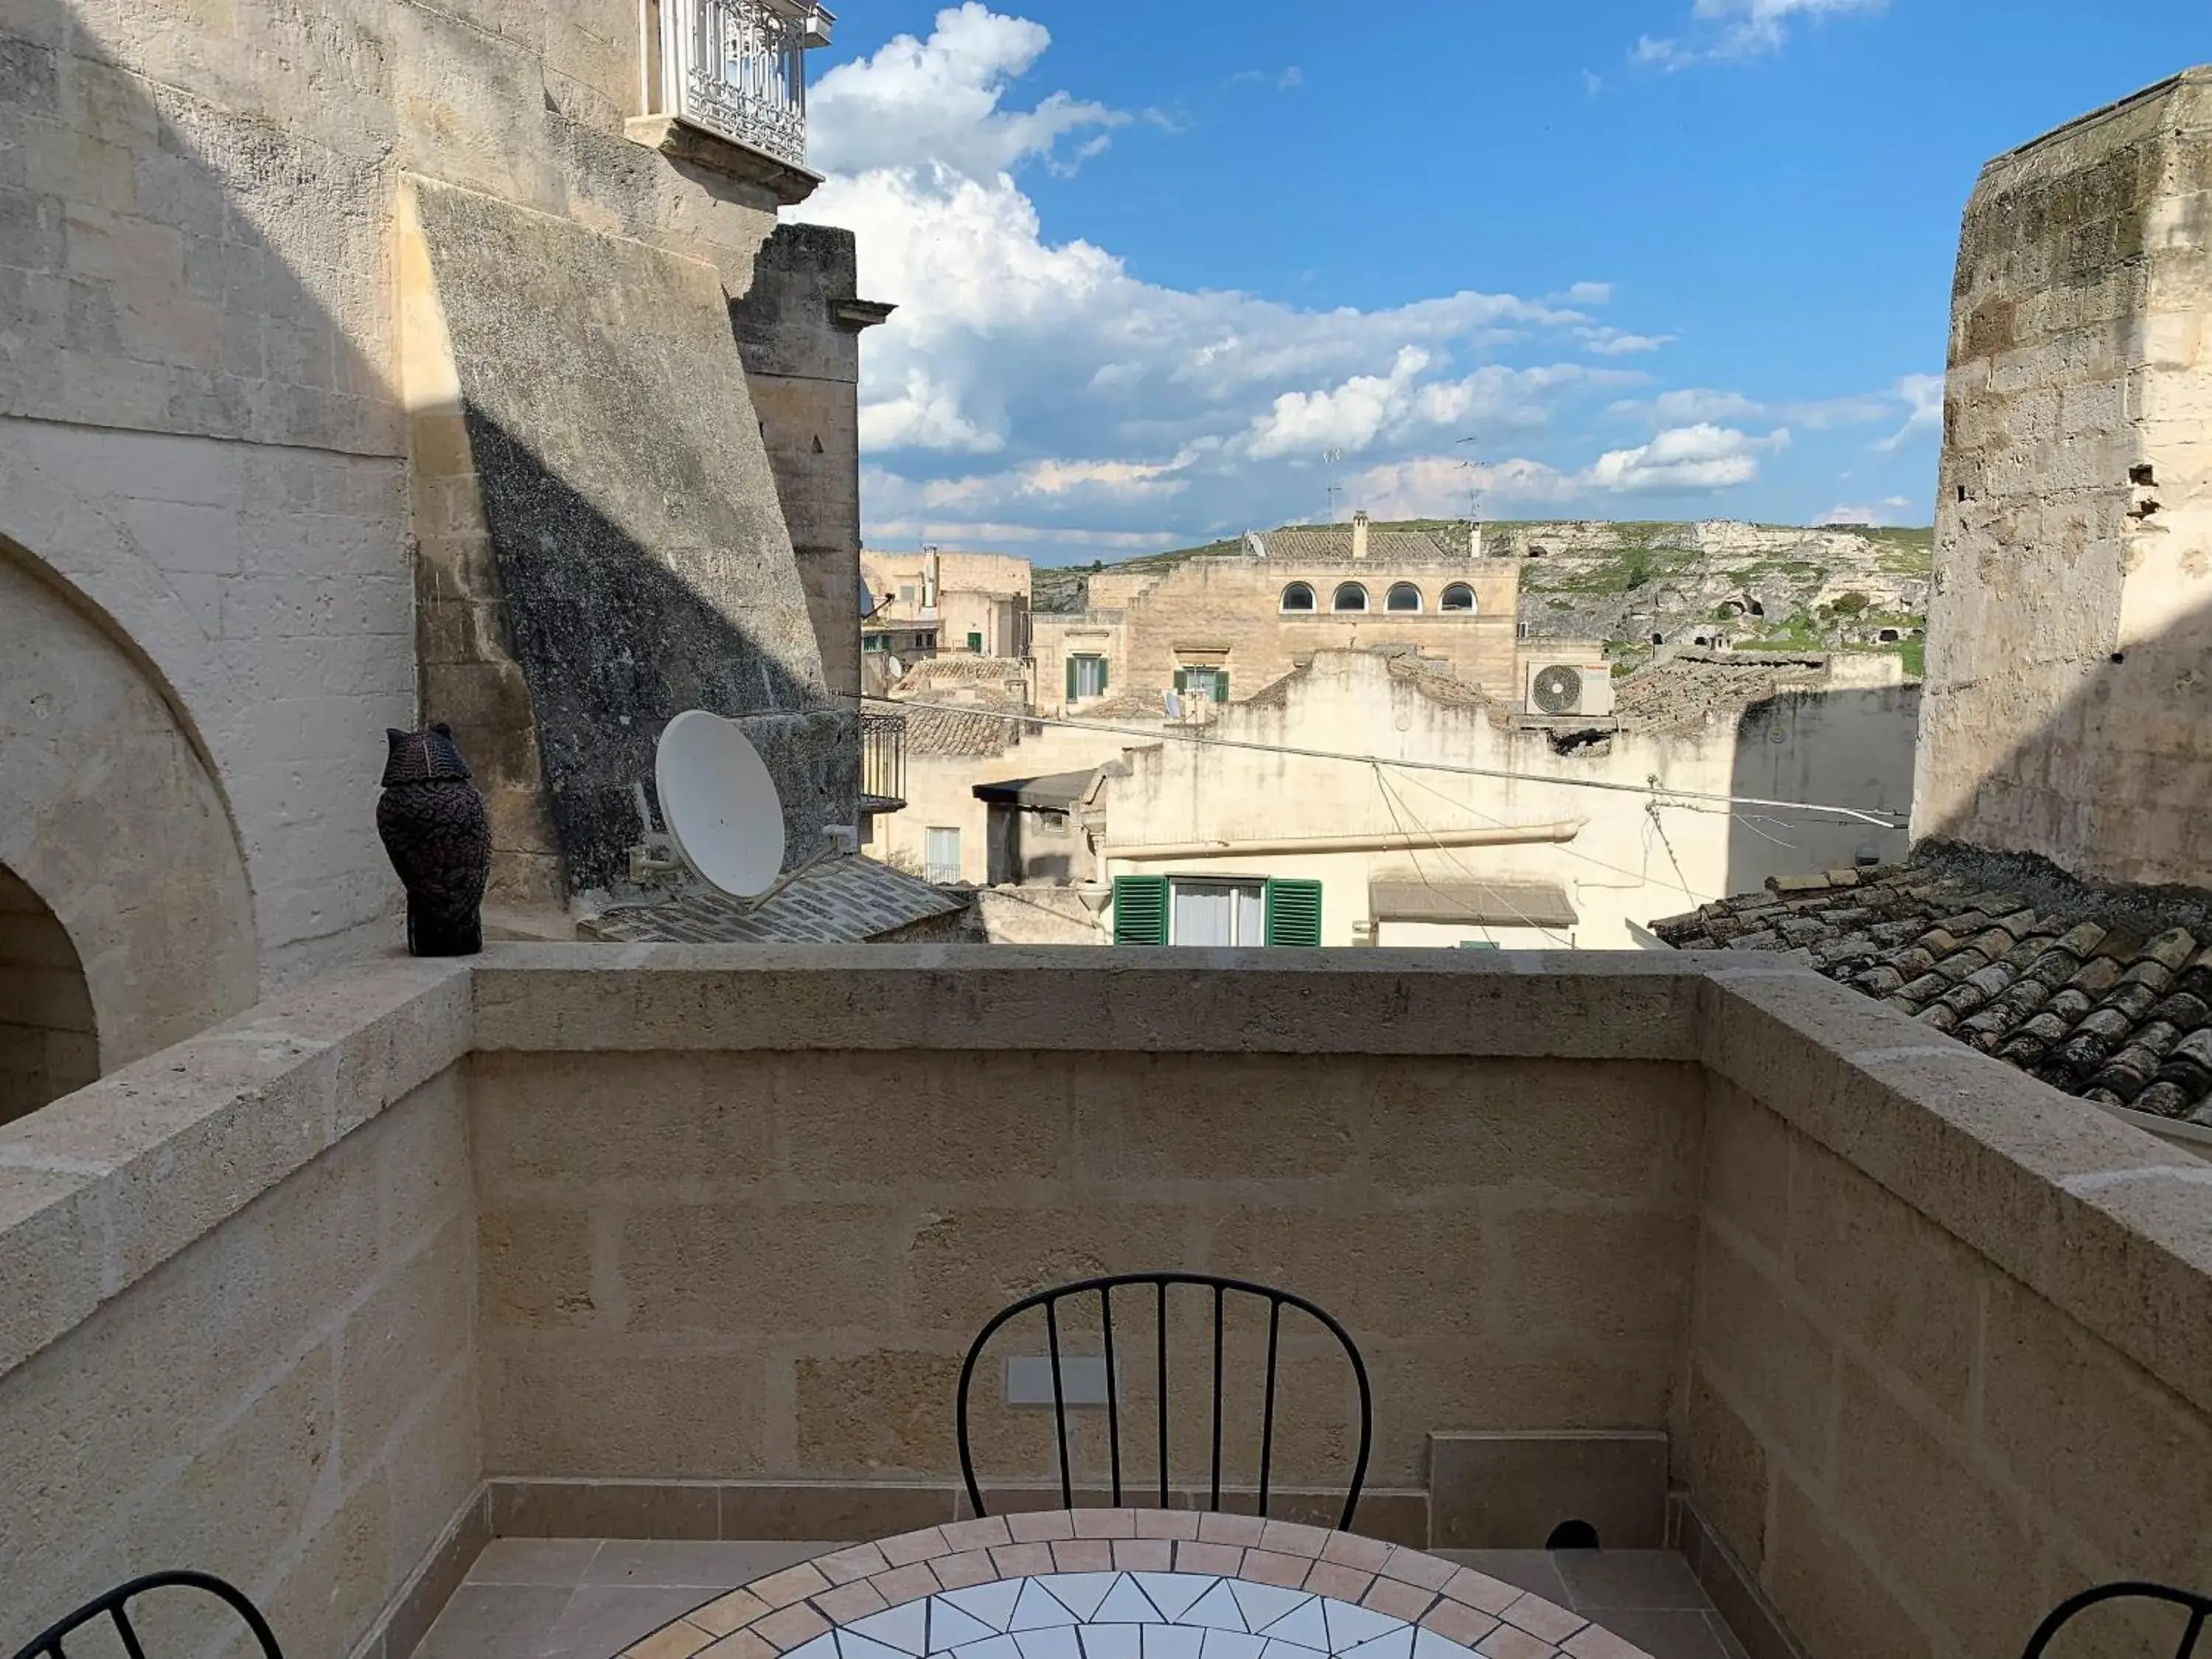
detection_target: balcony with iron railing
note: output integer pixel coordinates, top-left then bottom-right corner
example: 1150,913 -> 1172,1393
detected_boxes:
860,708 -> 907,815
633,0 -> 835,200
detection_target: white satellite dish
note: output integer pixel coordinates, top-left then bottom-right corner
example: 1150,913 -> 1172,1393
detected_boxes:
654,710 -> 785,898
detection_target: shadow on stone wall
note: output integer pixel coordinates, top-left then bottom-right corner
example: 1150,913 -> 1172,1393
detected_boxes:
1917,589 -> 2212,897
406,176 -> 855,893
1723,684 -> 1919,896
458,404 -> 857,891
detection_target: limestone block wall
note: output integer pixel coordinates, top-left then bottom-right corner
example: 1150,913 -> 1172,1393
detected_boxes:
469,1048 -> 1704,1492
6,950 -> 2210,1659
1917,67 -> 2212,886
0,958 -> 478,1657
1687,973 -> 2212,1659
0,0 -> 824,970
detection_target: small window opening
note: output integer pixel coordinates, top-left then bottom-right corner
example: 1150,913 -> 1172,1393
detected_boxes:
2130,464 -> 2156,486
1332,582 -> 1368,613
1280,582 -> 1315,613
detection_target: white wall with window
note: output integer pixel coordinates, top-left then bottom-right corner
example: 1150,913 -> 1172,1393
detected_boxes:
923,826 -> 963,885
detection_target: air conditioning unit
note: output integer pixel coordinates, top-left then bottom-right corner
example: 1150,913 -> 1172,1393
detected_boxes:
1523,653 -> 1615,719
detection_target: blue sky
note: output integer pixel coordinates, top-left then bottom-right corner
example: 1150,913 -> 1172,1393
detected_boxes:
793,1 -> 2212,562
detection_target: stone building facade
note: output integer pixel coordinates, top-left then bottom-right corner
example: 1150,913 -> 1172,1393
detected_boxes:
1086,650 -> 1916,950
1031,520 -> 1520,718
0,0 -> 862,1113
863,548 -> 1034,670
1916,66 -> 2212,888
735,222 -> 894,704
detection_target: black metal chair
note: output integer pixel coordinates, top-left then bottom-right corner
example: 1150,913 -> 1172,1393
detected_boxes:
956,1271 -> 1372,1531
2020,1582 -> 2211,1658
10,1570 -> 285,1659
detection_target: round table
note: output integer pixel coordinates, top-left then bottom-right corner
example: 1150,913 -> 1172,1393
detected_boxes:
616,1510 -> 1649,1659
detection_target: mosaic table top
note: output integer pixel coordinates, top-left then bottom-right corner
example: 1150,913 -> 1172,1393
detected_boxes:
616,1510 -> 1651,1659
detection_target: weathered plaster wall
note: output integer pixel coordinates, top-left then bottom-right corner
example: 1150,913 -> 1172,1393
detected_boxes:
1728,684 -> 1918,890
0,547 -> 258,1078
1917,67 -> 2212,887
1097,653 -> 1913,949
0,0 -> 824,959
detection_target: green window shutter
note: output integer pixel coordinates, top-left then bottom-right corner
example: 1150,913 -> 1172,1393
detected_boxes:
1215,670 -> 1229,701
1099,658 -> 1108,694
1264,879 -> 1323,947
1066,656 -> 1078,700
1173,668 -> 1188,692
1112,875 -> 1170,945
967,631 -> 982,652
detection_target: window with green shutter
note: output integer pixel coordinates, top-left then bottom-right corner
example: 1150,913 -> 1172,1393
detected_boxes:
967,631 -> 983,652
1263,879 -> 1323,947
1111,875 -> 1169,945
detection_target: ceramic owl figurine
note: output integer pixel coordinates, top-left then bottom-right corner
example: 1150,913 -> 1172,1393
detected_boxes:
376,723 -> 491,956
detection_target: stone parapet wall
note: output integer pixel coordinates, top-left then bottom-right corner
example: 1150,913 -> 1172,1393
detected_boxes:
1,950 -> 2208,1659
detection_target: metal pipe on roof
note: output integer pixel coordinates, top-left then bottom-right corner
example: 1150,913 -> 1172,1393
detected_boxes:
1102,821 -> 1583,862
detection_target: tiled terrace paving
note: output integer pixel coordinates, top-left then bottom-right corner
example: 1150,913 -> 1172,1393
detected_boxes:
2,949 -> 2208,1659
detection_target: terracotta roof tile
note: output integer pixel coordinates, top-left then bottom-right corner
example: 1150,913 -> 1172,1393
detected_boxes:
1650,863 -> 2212,1130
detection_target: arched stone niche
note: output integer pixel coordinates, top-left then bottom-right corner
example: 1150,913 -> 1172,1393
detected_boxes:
0,543 -> 259,1088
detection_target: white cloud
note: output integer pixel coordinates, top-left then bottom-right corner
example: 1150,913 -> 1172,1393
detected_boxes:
1279,66 -> 1304,90
808,4 -> 1126,176
796,7 -> 1809,546
1637,0 -> 1886,69
1584,423 -> 1788,492
1349,424 -> 1787,517
1583,69 -> 1604,97
1612,387 -> 1769,425
1877,372 -> 1944,451
1579,327 -> 1674,356
1820,495 -> 1916,525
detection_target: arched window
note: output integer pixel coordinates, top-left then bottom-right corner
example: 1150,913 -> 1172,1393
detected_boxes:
1440,583 -> 1476,613
1385,582 -> 1422,613
1279,582 -> 1315,613
1332,582 -> 1368,613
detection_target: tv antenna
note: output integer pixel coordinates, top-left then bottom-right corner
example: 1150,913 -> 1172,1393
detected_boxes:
1322,447 -> 1344,522
1455,435 -> 1486,521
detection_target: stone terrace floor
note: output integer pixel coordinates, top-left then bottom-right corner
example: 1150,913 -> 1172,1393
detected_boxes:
415,1541 -> 1748,1659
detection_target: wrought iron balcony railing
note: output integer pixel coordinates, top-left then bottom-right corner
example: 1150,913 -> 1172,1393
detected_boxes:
647,0 -> 833,169
860,710 -> 905,815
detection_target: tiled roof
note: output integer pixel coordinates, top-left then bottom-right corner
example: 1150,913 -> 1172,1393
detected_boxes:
1650,865 -> 2212,1128
1257,526 -> 1472,563
906,703 -> 1025,757
581,855 -> 966,945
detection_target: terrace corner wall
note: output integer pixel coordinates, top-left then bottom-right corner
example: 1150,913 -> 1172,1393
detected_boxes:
1687,970 -> 2212,1659
0,959 -> 477,1658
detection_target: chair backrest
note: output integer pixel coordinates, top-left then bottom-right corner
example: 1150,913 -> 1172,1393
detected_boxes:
956,1271 -> 1372,1531
10,1570 -> 285,1659
2021,1582 -> 2211,1658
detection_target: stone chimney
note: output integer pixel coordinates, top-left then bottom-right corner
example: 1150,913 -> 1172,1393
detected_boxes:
1352,510 -> 1370,560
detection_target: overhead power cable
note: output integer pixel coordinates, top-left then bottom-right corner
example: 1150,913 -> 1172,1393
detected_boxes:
850,692 -> 1907,830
